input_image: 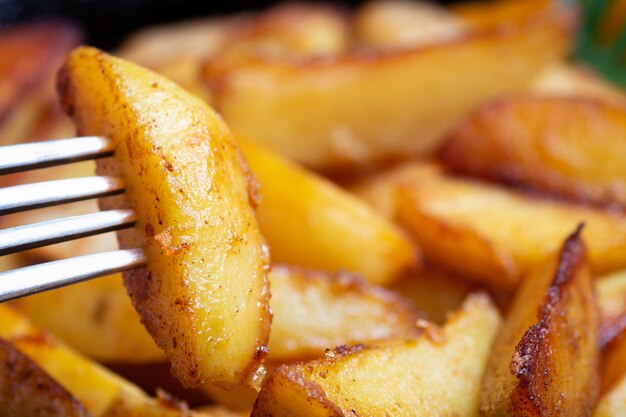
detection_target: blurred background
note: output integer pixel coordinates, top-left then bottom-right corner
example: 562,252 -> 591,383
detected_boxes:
0,0 -> 463,49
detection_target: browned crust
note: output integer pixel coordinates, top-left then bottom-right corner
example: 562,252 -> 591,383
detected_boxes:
440,95 -> 626,211
508,226 -> 599,416
204,1 -> 574,96
0,339 -> 91,417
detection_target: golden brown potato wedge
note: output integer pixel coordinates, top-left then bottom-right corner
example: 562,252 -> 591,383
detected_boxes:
389,267 -> 475,324
0,339 -> 90,417
58,46 -> 271,388
252,292 -> 501,417
205,1 -> 573,169
440,96 -> 626,209
11,274 -> 164,363
354,0 -> 468,48
480,228 -> 599,416
598,270 -> 626,348
267,265 -> 421,361
394,163 -> 626,290
0,305 -> 240,417
240,140 -> 417,285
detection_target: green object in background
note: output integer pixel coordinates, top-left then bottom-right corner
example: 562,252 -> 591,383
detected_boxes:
574,0 -> 626,86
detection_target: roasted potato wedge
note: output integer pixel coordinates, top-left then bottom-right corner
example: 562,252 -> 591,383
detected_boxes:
0,21 -> 79,145
240,139 -> 417,285
0,339 -> 90,417
480,228 -> 599,416
11,274 -> 164,363
389,267 -> 475,324
440,96 -> 626,209
252,292 -> 501,417
267,265 -> 421,361
58,46 -> 271,388
354,0 -> 468,48
393,163 -> 626,290
205,1 -> 573,169
0,305 -> 240,417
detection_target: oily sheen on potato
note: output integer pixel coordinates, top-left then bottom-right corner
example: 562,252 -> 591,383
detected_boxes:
252,293 -> 501,417
57,46 -> 271,388
480,228 -> 599,417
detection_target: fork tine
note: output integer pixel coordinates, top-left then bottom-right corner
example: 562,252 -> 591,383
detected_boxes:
0,248 -> 146,302
0,176 -> 124,215
0,136 -> 113,175
0,209 -> 136,256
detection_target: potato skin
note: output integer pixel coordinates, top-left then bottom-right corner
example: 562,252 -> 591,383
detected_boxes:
440,96 -> 626,209
480,228 -> 599,417
58,46 -> 271,388
0,339 -> 90,417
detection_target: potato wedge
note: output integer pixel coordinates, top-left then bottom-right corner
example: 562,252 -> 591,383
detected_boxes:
252,292 -> 501,417
395,163 -> 626,290
0,21 -> 79,145
205,2 -> 573,169
0,305 -> 240,417
11,274 -> 164,363
389,267 -> 475,324
354,0 -> 468,48
440,96 -> 626,209
240,140 -> 417,285
58,46 -> 271,388
267,265 -> 421,361
0,339 -> 90,417
480,228 -> 599,416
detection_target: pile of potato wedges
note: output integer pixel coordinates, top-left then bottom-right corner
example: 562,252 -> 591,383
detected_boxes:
2,0 -> 626,416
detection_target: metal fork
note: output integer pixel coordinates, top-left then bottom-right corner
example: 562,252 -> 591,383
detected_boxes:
0,136 -> 146,302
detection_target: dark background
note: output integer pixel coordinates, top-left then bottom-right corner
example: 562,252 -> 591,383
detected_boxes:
0,0 -> 465,49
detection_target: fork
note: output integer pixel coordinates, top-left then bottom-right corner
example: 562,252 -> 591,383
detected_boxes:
0,136 -> 146,302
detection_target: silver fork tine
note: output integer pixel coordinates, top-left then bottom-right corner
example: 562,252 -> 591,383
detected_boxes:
0,135 -> 148,300
0,136 -> 113,175
0,209 -> 136,256
0,176 -> 124,215
0,249 -> 146,302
